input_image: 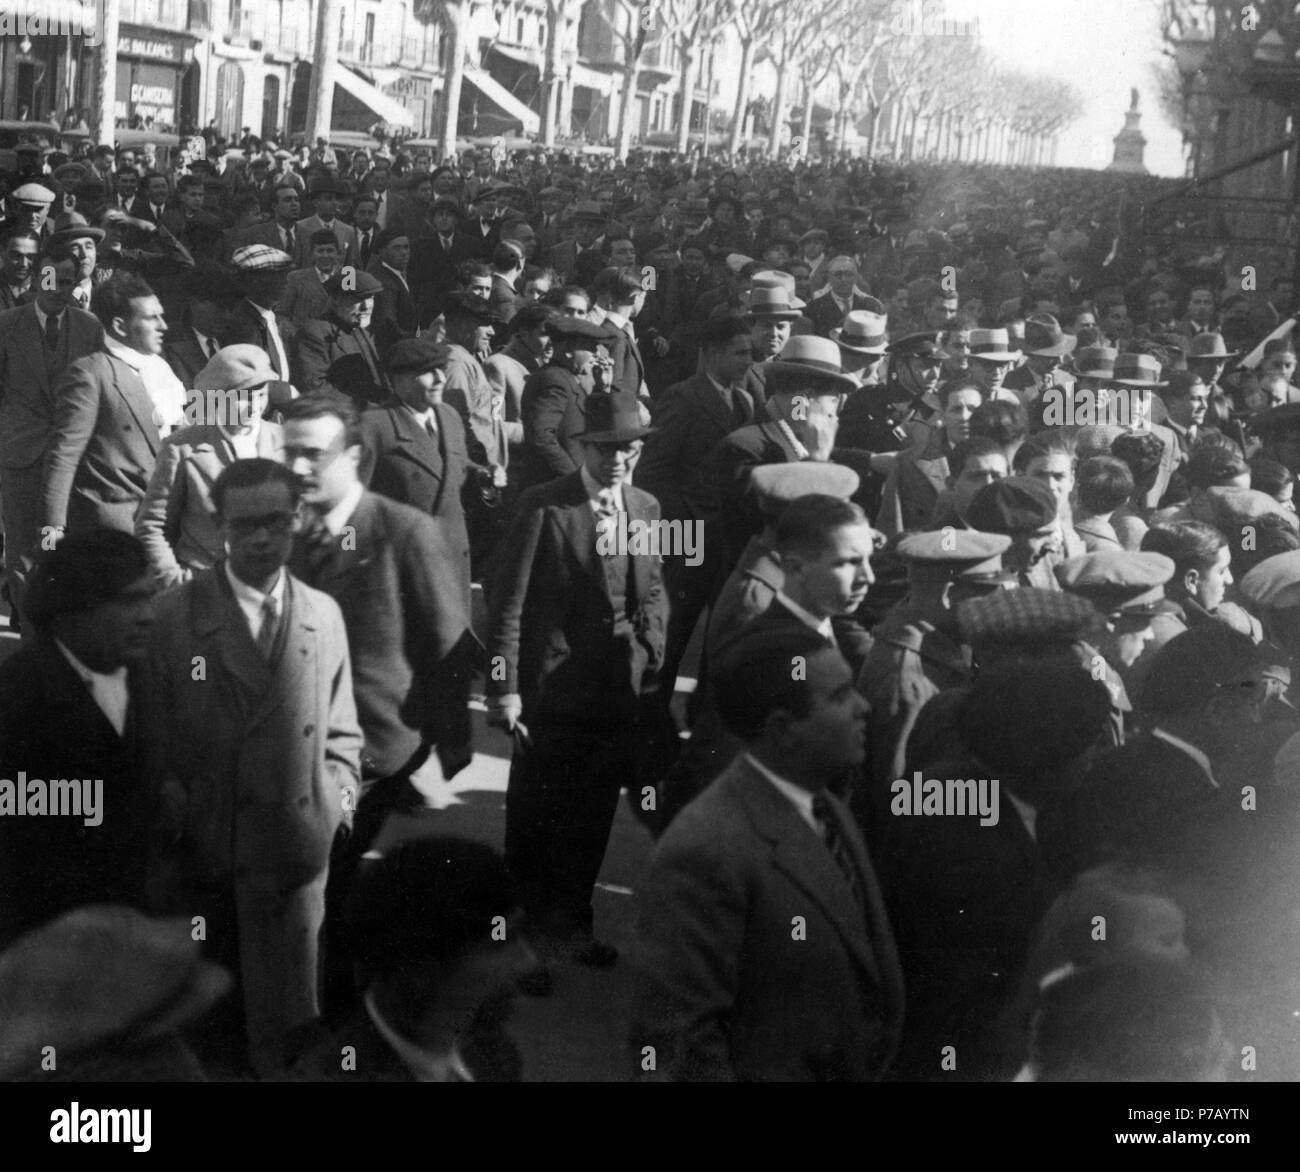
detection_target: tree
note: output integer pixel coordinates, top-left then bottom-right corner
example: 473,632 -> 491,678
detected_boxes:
762,0 -> 834,155
541,0 -> 584,146
605,1 -> 656,159
414,0 -> 472,163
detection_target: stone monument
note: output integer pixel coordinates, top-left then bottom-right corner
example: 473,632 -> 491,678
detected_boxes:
1108,87 -> 1149,174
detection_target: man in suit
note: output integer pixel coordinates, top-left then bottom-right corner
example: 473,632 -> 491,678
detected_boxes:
147,456 -> 362,1077
0,257 -> 103,622
0,531 -> 160,949
805,258 -> 876,338
280,231 -> 341,327
367,227 -> 419,356
589,267 -> 650,401
161,261 -> 242,387
352,195 -> 381,271
409,198 -> 478,324
294,178 -> 357,270
706,336 -> 868,573
0,228 -> 38,310
487,391 -> 669,976
282,395 -> 481,1008
531,186 -> 568,253
135,345 -> 284,589
39,273 -> 168,542
359,342 -> 476,612
222,244 -> 297,413
638,313 -> 760,707
292,269 -> 391,410
516,315 -> 616,493
631,623 -> 905,1081
233,183 -> 303,261
457,185 -> 505,259
546,200 -> 606,283
484,304 -> 555,463
488,241 -> 524,324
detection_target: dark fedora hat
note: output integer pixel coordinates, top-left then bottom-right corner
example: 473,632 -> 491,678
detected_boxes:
577,389 -> 655,443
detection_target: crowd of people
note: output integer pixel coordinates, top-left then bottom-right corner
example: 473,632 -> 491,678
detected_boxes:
1,130 -> 1299,1084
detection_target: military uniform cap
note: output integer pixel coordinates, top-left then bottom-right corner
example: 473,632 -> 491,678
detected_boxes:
1239,550 -> 1300,609
958,588 -> 1101,645
896,529 -> 1011,580
889,331 -> 943,360
750,462 -> 860,513
967,476 -> 1058,535
1054,551 -> 1177,617
1141,624 -> 1268,716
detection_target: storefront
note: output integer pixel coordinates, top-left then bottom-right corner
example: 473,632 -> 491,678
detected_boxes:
115,26 -> 197,133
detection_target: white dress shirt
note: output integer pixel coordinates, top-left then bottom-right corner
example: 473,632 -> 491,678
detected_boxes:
382,261 -> 410,293
580,465 -> 624,514
33,302 -> 66,333
320,481 -> 365,537
224,562 -> 286,643
55,638 -> 129,737
404,403 -> 437,437
251,301 -> 290,379
744,752 -> 818,833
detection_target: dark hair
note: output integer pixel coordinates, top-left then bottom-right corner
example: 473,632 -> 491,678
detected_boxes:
509,303 -> 555,335
90,273 -> 156,334
1142,520 -> 1226,581
230,192 -> 261,220
211,456 -> 302,517
969,399 -> 1027,446
1231,511 -> 1300,575
1031,959 -> 1222,1081
1076,456 -> 1134,514
599,230 -> 635,259
176,174 -> 204,195
936,375 -> 983,409
772,495 -> 868,560
272,183 -> 300,203
278,394 -> 364,450
309,228 -> 340,249
710,626 -> 841,742
456,259 -> 491,285
1014,433 -> 1076,474
701,312 -> 752,351
949,436 -> 1007,478
346,836 -> 515,979
352,194 -> 379,211
372,226 -> 407,252
3,227 -> 41,250
492,241 -> 524,271
1184,444 -> 1247,490
141,170 -> 167,189
591,266 -> 643,304
1249,456 -> 1294,501
24,530 -> 150,631
543,283 -> 590,308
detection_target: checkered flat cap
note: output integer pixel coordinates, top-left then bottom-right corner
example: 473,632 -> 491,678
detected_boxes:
231,244 -> 293,272
958,587 -> 1102,645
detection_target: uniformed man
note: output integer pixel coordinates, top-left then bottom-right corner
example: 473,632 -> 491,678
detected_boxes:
858,529 -> 1013,790
1055,550 -> 1178,741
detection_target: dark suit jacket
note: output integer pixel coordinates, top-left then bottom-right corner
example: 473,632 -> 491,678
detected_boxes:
489,272 -> 520,324
280,267 -> 334,327
366,260 -> 420,355
233,218 -> 297,259
805,292 -> 873,338
292,312 -> 391,410
639,372 -> 758,524
0,303 -> 104,471
486,471 -> 668,718
357,401 -> 473,617
220,299 -> 297,413
517,363 -> 588,491
410,232 -> 481,322
40,350 -> 162,534
162,329 -> 215,388
633,753 -> 905,1081
0,638 -> 157,948
289,490 -> 478,777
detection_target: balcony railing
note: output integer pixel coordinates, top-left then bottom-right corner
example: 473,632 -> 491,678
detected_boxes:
401,35 -> 436,67
227,6 -> 260,44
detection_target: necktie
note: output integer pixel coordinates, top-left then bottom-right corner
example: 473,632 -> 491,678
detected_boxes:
256,595 -> 280,660
204,335 -> 218,360
595,489 -> 619,538
284,224 -> 295,254
425,415 -> 438,441
730,385 -> 750,427
812,792 -> 865,913
44,312 -> 59,351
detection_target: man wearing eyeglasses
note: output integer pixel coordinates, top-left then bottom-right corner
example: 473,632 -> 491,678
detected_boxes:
805,257 -> 874,339
147,456 -> 362,1077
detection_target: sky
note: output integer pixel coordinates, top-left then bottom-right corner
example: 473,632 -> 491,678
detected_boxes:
940,0 -> 1185,175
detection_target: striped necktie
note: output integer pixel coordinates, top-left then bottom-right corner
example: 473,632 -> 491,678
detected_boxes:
812,791 -> 864,913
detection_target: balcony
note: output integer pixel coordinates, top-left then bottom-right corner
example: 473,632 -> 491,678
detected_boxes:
227,6 -> 260,45
277,26 -> 309,56
401,35 -> 437,68
187,0 -> 211,30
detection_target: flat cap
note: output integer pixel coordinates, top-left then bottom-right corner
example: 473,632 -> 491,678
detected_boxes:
967,476 -> 1058,535
193,344 -> 279,391
443,290 -> 504,322
387,338 -> 452,375
570,199 -> 606,220
11,182 -> 55,205
1054,551 -> 1177,617
323,267 -> 384,298
1239,550 -> 1300,609
896,529 -> 1012,579
750,462 -> 860,512
546,314 -> 609,342
431,196 -> 464,216
230,243 -> 293,272
958,587 -> 1101,645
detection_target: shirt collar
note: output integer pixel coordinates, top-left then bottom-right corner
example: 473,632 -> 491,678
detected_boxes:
364,991 -> 473,1082
104,335 -> 148,370
744,752 -> 818,833
224,560 -> 285,608
33,302 -> 65,329
774,591 -> 834,640
1151,727 -> 1217,786
579,465 -> 623,509
404,403 -> 435,430
603,308 -> 630,331
320,481 -> 365,536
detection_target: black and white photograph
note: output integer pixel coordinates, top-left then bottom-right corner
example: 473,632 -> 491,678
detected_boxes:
0,0 -> 1295,1148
